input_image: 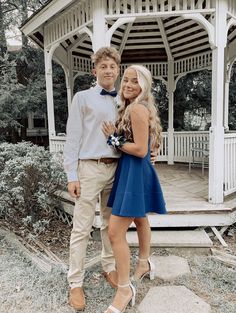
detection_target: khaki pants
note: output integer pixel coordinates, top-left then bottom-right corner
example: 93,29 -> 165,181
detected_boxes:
68,160 -> 117,288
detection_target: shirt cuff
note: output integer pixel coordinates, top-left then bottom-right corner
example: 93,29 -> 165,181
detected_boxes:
66,171 -> 79,182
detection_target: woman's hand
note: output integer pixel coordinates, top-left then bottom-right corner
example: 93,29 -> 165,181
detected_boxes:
102,121 -> 116,137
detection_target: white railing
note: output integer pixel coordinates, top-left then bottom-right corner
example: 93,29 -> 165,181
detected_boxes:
73,56 -> 92,73
107,0 -> 214,15
174,52 -> 212,76
151,131 -> 210,162
173,131 -> 209,162
44,0 -> 93,47
158,132 -> 168,160
224,132 -> 236,196
50,131 -> 236,197
50,131 -> 209,162
50,137 -> 66,153
73,53 -> 211,77
120,62 -> 168,78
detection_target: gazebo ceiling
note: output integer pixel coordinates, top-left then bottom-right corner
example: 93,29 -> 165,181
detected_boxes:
22,0 -> 236,67
58,15 -> 212,63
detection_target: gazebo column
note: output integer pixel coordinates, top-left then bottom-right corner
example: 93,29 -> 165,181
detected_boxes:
223,67 -> 230,131
167,60 -> 175,165
223,47 -> 230,130
209,1 -> 227,204
65,69 -> 72,111
44,44 -> 59,149
66,51 -> 73,109
92,0 -> 107,51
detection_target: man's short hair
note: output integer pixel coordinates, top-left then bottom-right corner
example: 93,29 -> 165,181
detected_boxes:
91,47 -> 121,66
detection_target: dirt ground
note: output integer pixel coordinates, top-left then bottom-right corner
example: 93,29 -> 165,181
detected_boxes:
0,215 -> 236,313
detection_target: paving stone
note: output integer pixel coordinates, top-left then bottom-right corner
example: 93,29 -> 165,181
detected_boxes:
138,286 -> 211,313
152,255 -> 191,281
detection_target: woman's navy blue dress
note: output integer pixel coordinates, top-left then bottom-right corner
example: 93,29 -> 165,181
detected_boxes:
108,148 -> 166,217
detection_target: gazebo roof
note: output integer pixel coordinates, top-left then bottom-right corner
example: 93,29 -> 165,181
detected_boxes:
21,0 -> 236,66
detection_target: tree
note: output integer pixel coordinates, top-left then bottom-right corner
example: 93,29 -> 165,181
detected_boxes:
0,53 -> 22,142
174,70 -> 211,130
153,79 -> 168,131
229,63 -> 236,130
0,0 -> 48,142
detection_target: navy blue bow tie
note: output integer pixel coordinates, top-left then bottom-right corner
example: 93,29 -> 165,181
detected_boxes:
100,89 -> 117,97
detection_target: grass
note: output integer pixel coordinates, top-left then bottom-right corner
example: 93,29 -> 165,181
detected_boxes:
1,230 -> 236,313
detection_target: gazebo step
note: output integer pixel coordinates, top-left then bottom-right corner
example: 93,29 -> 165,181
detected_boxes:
54,190 -> 236,229
126,229 -> 213,248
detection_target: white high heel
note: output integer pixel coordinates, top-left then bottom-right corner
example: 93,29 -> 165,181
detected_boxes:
132,257 -> 155,282
104,282 -> 136,313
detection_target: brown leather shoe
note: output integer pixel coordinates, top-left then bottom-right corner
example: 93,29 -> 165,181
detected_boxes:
103,270 -> 118,288
68,287 -> 86,310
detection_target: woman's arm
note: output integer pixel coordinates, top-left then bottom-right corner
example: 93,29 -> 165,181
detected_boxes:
120,104 -> 149,158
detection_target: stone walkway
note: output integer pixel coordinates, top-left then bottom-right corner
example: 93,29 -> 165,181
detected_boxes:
137,255 -> 211,313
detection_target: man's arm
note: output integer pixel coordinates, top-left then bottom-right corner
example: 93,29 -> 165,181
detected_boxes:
63,93 -> 83,197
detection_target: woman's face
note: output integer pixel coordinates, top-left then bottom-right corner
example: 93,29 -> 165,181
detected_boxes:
122,68 -> 141,102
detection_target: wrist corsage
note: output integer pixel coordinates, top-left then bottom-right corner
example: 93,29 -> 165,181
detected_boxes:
107,133 -> 127,149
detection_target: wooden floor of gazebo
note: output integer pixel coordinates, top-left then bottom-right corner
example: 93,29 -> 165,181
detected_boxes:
149,163 -> 236,229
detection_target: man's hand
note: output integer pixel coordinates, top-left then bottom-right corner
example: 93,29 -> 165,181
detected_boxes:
150,150 -> 158,165
68,181 -> 81,198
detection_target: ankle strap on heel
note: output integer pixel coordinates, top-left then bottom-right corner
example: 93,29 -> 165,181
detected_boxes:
117,282 -> 131,288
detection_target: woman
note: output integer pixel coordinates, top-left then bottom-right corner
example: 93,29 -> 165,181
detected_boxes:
102,65 -> 166,313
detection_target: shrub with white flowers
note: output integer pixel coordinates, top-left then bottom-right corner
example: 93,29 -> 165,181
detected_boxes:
0,141 -> 67,235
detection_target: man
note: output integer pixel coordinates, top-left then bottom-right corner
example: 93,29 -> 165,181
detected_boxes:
63,47 -> 121,310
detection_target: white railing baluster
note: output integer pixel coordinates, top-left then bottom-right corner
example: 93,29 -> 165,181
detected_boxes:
224,133 -> 236,195
175,0 -> 180,11
137,0 -> 142,13
123,0 -> 128,13
108,0 -> 113,14
130,0 -> 135,13
116,0 -> 120,14
191,0 -> 195,10
183,0 -> 187,10
152,0 -> 157,12
160,0 -> 165,12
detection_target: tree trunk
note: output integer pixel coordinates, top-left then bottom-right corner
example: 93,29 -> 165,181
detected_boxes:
0,1 -> 7,57
20,0 -> 28,49
20,117 -> 28,140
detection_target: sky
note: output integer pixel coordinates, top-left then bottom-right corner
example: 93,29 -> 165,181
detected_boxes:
6,29 -> 22,46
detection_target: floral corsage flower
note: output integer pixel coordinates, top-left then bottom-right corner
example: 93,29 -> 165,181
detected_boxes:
107,133 -> 127,149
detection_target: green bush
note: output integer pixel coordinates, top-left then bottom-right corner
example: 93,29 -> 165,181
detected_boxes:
0,142 -> 67,235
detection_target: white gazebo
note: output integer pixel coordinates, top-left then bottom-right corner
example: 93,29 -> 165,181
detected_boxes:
21,0 -> 236,232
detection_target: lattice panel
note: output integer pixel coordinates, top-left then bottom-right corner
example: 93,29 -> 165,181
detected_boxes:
55,206 -> 73,226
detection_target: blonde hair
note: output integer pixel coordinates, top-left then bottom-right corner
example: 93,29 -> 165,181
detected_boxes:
116,65 -> 162,150
91,47 -> 121,66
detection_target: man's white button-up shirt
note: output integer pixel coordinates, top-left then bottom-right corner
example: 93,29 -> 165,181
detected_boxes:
63,84 -> 121,182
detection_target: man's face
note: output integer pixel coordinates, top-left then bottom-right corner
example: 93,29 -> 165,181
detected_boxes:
93,57 -> 119,90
